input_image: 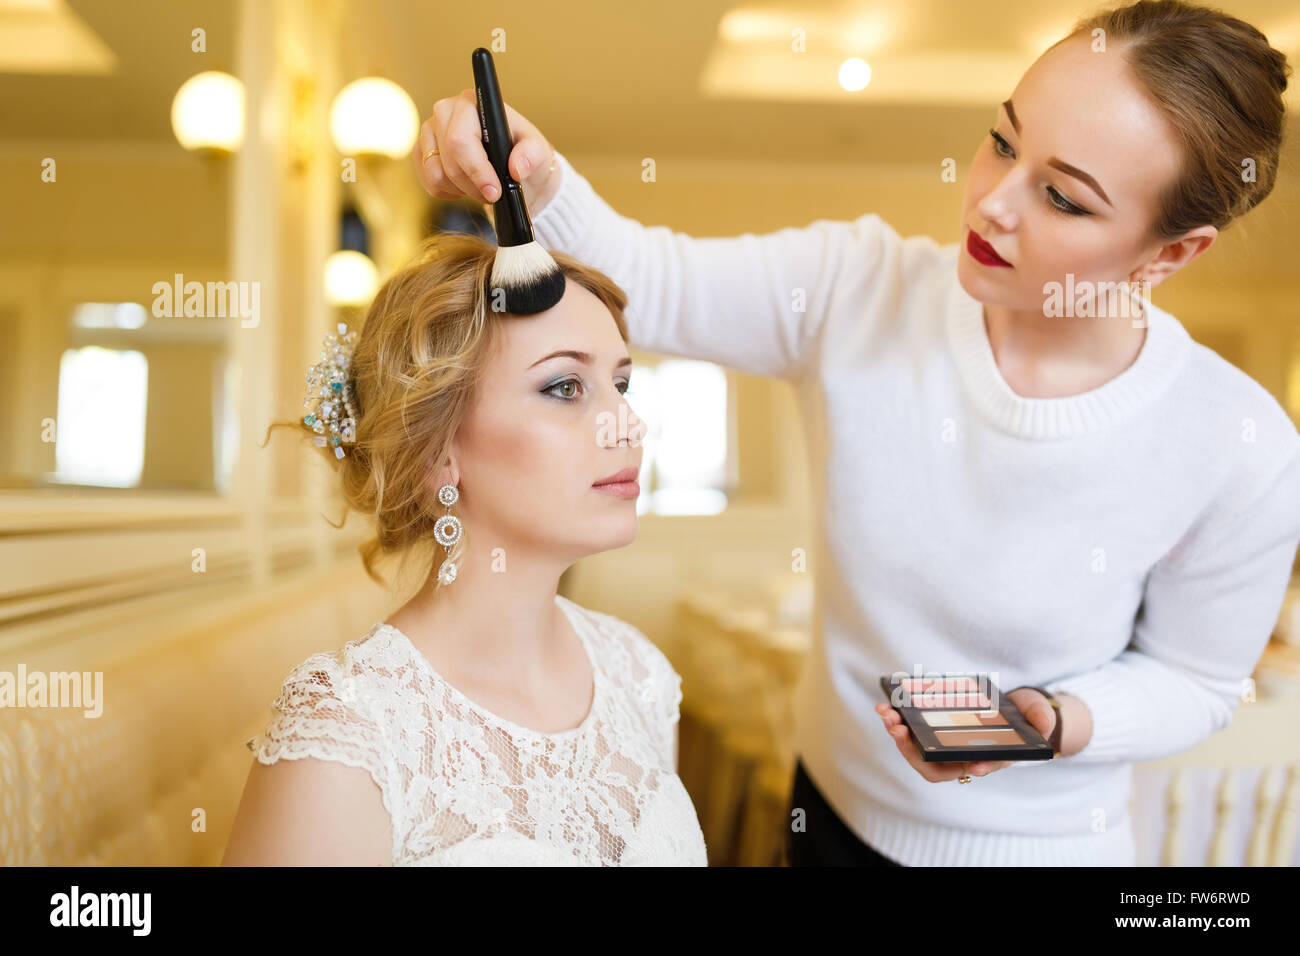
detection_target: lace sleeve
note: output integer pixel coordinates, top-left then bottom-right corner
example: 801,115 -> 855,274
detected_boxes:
245,652 -> 398,823
661,663 -> 683,728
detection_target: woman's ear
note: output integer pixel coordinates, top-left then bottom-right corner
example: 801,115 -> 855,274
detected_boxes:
431,455 -> 459,491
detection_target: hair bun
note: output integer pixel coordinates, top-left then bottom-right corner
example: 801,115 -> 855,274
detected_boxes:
1267,46 -> 1291,93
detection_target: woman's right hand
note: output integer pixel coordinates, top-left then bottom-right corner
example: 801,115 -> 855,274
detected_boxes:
412,90 -> 561,215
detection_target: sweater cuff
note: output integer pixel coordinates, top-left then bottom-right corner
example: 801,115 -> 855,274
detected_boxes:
1046,670 -> 1140,761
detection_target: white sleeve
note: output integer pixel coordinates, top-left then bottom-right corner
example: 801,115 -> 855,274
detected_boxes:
246,654 -> 398,821
530,150 -> 898,381
1047,445 -> 1300,763
662,663 -> 684,729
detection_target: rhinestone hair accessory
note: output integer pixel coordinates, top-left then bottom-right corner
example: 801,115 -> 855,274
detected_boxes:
303,322 -> 358,459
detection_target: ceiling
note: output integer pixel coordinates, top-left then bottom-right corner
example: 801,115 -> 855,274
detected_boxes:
344,0 -> 1300,165
2,0 -> 1296,169
0,0 -> 235,139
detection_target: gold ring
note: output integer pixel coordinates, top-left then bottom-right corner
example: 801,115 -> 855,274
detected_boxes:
958,774 -> 972,784
422,147 -> 439,163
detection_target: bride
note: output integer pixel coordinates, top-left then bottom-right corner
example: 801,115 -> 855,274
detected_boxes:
221,233 -> 708,866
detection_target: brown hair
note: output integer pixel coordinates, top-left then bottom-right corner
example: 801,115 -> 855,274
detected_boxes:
263,231 -> 630,589
1052,0 -> 1291,241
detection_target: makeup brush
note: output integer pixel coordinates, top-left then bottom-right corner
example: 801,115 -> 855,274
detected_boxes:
471,47 -> 566,315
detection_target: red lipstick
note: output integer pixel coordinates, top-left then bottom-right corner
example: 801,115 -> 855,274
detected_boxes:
967,229 -> 1012,268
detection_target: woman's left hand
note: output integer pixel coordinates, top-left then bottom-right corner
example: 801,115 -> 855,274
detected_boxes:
874,688 -> 1057,782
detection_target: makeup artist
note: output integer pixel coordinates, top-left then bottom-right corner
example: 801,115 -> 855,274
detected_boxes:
414,0 -> 1300,866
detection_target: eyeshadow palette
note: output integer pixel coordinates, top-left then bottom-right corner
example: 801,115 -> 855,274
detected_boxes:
878,674 -> 1055,762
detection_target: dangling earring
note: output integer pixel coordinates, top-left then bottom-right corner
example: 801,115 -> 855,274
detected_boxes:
1126,273 -> 1147,329
434,483 -> 463,585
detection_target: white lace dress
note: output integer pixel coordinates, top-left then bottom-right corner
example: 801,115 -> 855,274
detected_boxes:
245,594 -> 707,866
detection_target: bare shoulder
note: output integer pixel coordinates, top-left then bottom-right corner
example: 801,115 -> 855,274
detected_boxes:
222,752 -> 392,866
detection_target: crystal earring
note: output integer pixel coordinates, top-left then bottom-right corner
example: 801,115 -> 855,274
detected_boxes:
434,483 -> 463,585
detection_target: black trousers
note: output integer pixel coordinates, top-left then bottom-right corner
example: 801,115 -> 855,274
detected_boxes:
784,758 -> 905,866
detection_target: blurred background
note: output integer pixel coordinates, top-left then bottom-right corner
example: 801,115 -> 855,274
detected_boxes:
2,0 -> 1299,867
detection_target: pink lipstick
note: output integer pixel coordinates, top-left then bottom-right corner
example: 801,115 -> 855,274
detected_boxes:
593,466 -> 640,499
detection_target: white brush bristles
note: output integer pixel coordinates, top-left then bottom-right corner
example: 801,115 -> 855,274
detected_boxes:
490,241 -> 559,287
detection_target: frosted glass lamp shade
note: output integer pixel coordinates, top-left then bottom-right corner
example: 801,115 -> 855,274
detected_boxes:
171,71 -> 245,153
325,250 -> 379,307
329,77 -> 419,159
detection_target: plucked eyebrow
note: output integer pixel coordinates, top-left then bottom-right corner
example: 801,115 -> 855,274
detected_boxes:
528,349 -> 633,370
1001,99 -> 1113,208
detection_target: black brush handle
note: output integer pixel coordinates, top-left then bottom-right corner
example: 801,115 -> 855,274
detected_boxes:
472,47 -> 532,248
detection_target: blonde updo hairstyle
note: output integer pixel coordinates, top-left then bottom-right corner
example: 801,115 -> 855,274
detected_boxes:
265,231 -> 630,590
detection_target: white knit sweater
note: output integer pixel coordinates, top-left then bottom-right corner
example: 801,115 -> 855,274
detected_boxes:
530,150 -> 1300,866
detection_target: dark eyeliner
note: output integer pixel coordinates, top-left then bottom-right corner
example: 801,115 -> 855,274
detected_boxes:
987,129 -> 1090,217
542,377 -> 581,399
1046,187 -> 1087,216
542,377 -> 631,400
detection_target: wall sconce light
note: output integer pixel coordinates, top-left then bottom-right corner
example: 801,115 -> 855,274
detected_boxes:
171,70 -> 245,156
328,77 -> 419,160
325,205 -> 378,308
838,57 -> 872,92
324,251 -> 378,307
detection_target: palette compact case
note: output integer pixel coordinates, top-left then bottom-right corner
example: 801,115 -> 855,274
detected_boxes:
878,674 -> 1055,762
